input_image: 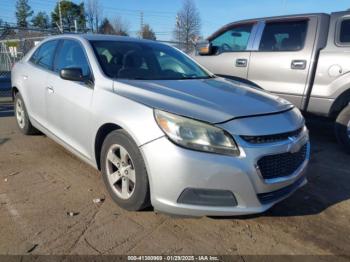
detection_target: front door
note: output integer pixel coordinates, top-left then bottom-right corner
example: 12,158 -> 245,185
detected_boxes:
194,23 -> 256,80
46,39 -> 94,158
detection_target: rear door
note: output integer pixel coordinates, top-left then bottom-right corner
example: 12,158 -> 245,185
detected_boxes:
309,12 -> 350,115
25,40 -> 59,125
46,39 -> 94,158
248,17 -> 318,108
194,23 -> 256,80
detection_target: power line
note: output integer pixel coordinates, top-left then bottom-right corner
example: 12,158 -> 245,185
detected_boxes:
1,0 -> 177,38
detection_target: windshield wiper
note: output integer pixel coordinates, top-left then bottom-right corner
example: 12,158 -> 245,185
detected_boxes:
179,76 -> 213,80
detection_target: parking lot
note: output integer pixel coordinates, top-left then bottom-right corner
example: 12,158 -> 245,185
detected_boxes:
0,104 -> 349,256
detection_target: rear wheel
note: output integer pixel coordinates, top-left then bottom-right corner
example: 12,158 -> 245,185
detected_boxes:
335,105 -> 350,153
14,92 -> 39,135
100,130 -> 150,211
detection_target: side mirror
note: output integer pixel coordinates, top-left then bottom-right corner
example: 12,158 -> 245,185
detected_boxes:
197,41 -> 212,56
60,68 -> 84,82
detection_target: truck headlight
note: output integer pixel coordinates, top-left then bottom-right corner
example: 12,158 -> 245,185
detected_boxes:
154,109 -> 239,156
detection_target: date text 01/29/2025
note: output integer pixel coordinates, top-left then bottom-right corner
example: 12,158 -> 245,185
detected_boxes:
127,255 -> 220,261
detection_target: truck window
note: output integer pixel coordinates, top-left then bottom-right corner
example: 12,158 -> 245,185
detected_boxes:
259,20 -> 308,51
210,24 -> 253,53
340,19 -> 350,43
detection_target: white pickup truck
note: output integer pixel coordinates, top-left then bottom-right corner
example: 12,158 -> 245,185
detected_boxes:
193,11 -> 350,152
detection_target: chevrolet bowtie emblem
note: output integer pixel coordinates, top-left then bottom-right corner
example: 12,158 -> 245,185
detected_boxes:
287,136 -> 301,153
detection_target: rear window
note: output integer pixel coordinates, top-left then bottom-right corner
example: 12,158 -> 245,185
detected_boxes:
29,40 -> 58,70
259,20 -> 308,51
339,19 -> 350,43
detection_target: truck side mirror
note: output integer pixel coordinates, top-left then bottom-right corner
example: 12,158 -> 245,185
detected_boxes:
197,41 -> 212,56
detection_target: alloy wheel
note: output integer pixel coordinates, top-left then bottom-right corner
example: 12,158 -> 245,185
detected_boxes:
16,98 -> 25,129
105,144 -> 136,200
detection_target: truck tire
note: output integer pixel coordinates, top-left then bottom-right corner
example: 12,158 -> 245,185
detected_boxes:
335,105 -> 350,153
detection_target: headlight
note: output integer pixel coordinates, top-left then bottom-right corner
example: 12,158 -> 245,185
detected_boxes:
154,109 -> 239,156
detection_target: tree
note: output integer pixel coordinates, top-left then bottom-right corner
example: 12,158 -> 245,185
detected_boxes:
140,24 -> 156,40
15,0 -> 33,28
0,22 -> 16,39
51,0 -> 86,32
31,11 -> 50,29
173,0 -> 201,53
99,18 -> 115,34
85,0 -> 103,33
113,16 -> 130,36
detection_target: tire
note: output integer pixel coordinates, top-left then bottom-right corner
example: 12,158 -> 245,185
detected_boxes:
100,130 -> 151,211
335,105 -> 350,153
14,92 -> 39,135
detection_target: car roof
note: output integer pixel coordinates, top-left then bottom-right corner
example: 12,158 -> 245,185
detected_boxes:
43,34 -> 158,44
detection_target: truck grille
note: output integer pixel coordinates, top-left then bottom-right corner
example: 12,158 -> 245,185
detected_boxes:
257,143 -> 307,180
241,127 -> 303,144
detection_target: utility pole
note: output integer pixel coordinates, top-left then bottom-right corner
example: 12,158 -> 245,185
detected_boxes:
282,0 -> 287,13
140,11 -> 144,38
58,0 -> 63,33
74,19 -> 78,33
176,15 -> 181,49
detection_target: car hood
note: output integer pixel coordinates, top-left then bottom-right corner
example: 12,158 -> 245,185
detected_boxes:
114,77 -> 293,123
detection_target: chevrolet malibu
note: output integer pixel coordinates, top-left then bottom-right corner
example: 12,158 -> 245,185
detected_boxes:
11,35 -> 310,216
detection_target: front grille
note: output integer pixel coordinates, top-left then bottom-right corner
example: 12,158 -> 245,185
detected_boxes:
257,176 -> 306,204
241,127 -> 303,144
257,143 -> 307,180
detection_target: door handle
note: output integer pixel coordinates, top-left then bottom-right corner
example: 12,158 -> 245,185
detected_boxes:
291,60 -> 306,70
46,86 -> 54,94
22,75 -> 28,80
236,58 -> 248,67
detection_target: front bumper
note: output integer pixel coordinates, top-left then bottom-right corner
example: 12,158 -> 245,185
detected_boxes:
140,127 -> 310,217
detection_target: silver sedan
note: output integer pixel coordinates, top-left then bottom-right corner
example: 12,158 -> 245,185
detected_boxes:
11,35 -> 310,216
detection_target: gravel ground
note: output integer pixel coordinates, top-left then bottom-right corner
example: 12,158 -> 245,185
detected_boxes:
0,108 -> 349,256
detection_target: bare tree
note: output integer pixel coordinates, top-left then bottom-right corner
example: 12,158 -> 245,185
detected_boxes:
174,0 -> 201,53
85,0 -> 103,32
113,16 -> 130,36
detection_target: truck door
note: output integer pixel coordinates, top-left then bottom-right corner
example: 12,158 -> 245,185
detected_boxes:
194,23 -> 257,80
248,17 -> 318,108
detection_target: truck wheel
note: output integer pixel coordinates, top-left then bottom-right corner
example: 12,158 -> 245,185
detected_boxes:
335,105 -> 350,153
14,92 -> 39,135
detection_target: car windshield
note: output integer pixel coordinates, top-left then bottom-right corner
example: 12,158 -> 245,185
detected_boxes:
90,40 -> 213,80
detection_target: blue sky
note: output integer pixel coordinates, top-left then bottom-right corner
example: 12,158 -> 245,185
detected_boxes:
1,0 -> 349,40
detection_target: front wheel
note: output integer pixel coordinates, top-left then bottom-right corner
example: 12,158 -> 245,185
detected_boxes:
100,130 -> 151,211
335,105 -> 350,153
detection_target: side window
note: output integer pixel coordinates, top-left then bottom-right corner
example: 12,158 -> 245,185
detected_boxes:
55,40 -> 91,77
30,40 -> 58,70
210,24 -> 253,53
259,20 -> 308,51
29,47 -> 40,64
339,19 -> 350,44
